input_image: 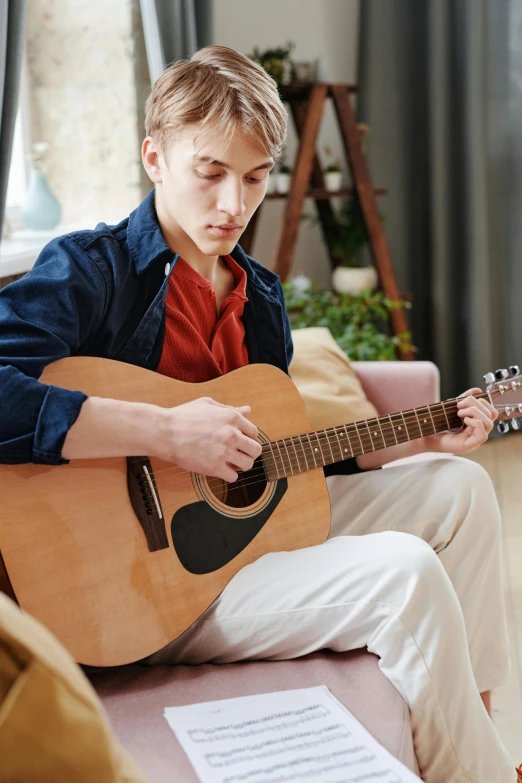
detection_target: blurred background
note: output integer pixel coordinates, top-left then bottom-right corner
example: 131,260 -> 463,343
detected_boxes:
1,0 -> 521,398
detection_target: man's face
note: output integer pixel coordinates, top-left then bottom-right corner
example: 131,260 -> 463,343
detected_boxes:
145,123 -> 274,256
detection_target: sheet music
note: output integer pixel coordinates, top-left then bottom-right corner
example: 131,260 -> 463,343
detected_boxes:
164,685 -> 421,783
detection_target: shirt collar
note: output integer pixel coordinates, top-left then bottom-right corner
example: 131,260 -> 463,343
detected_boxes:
126,188 -> 280,297
127,189 -> 175,275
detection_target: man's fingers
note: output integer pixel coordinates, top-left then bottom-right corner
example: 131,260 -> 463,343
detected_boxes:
234,412 -> 258,441
227,449 -> 254,473
457,387 -> 483,398
457,397 -> 497,423
236,432 -> 262,460
206,397 -> 251,415
459,405 -> 493,430
463,415 -> 487,442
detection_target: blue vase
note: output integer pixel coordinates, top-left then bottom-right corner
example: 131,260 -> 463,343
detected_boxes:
21,168 -> 61,230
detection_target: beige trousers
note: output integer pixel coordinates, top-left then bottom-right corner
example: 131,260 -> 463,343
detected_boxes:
148,455 -> 515,783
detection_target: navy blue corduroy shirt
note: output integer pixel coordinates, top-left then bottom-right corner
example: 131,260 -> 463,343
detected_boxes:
0,189 -> 361,476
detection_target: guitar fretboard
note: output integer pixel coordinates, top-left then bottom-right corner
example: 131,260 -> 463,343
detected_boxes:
261,393 -> 489,480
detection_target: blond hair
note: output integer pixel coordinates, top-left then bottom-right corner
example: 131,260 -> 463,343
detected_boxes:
144,45 -> 288,160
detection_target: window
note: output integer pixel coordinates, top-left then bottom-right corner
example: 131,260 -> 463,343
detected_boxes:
5,53 -> 30,228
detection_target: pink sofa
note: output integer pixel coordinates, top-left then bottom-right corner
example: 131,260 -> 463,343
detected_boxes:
89,360 -> 440,782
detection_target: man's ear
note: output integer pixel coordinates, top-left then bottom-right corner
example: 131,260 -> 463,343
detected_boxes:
142,136 -> 163,184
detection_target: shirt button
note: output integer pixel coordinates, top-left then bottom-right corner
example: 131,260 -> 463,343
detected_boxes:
164,263 -> 170,276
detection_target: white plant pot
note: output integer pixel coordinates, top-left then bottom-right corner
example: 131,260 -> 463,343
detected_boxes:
332,265 -> 378,294
324,171 -> 342,192
276,173 -> 292,194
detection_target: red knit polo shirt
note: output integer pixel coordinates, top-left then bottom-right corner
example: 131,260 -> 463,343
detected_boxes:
156,254 -> 249,383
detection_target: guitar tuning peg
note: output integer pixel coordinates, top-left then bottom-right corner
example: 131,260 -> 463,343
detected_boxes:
483,372 -> 496,384
509,365 -> 520,377
497,421 -> 510,434
512,418 -> 521,431
495,369 -> 510,380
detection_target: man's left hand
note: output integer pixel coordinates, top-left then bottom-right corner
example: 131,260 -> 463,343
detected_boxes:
418,387 -> 498,456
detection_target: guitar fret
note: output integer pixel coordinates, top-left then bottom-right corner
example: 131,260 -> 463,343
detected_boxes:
275,439 -> 291,475
417,406 -> 435,435
365,420 -> 376,451
400,411 -> 412,442
287,436 -> 302,472
441,401 -> 451,430
413,407 -> 424,438
306,432 -> 319,468
354,422 -> 365,454
310,432 -> 325,468
427,405 -> 436,433
375,417 -> 388,448
446,400 -> 460,429
322,430 -> 335,464
388,414 -> 399,445
267,443 -> 281,479
295,436 -> 311,471
332,428 -> 344,461
342,425 -> 356,458
282,439 -> 296,475
391,413 -> 408,443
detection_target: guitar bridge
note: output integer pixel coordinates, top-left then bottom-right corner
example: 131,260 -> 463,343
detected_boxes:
126,457 -> 169,551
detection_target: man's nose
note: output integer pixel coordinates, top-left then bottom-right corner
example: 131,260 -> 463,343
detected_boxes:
217,179 -> 247,217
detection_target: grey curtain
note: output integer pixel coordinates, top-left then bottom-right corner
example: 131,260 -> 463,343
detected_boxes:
139,0 -> 212,83
358,0 -> 519,398
0,0 -> 26,233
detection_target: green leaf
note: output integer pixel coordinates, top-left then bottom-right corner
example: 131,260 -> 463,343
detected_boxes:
284,281 -> 416,361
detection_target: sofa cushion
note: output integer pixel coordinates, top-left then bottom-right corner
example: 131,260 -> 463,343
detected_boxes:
290,328 -> 378,430
0,593 -> 148,783
89,650 -> 420,781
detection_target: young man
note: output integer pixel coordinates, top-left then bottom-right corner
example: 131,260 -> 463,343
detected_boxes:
0,46 -> 517,782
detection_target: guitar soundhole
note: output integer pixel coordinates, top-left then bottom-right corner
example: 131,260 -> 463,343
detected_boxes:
208,456 -> 268,509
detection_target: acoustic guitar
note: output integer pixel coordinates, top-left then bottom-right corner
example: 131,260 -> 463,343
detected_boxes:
0,357 -> 520,666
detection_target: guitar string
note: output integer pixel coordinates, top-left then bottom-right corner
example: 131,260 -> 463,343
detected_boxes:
149,390 -> 507,486
143,398 -> 507,495
141,416 -> 509,501
145,403 -> 463,487
148,404 -> 515,498
136,399 -> 507,496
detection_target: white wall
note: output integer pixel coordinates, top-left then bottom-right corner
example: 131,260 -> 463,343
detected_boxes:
213,0 -> 360,286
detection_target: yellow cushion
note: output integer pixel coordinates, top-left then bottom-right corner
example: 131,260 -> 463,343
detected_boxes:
0,593 -> 148,783
289,327 -> 378,430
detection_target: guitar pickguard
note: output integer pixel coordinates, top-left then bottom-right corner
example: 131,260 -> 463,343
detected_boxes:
171,479 -> 288,574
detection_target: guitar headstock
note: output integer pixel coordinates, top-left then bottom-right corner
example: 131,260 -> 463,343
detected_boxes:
484,365 -> 522,433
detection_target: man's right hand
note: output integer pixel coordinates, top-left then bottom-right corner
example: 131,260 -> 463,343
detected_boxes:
154,396 -> 262,482
62,395 -> 262,483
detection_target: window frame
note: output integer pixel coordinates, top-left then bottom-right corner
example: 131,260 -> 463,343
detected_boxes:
5,50 -> 31,231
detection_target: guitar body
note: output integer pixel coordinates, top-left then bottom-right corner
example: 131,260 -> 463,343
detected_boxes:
0,358 -> 331,666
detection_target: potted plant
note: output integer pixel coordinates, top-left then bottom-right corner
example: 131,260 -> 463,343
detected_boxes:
276,156 -> 293,194
327,197 -> 378,293
323,145 -> 342,192
283,281 -> 415,361
247,42 -> 295,86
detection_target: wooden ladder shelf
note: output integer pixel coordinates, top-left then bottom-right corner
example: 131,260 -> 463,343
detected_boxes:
240,82 -> 413,360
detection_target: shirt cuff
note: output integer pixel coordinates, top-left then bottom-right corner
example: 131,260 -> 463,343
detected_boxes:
323,457 -> 382,477
33,384 -> 88,465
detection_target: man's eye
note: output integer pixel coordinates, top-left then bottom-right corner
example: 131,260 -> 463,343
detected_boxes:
196,172 -> 265,183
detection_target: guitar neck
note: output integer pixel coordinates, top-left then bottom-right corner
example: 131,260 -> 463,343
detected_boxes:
261,392 -> 490,479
